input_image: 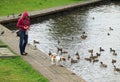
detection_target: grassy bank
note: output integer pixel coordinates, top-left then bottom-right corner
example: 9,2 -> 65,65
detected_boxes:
0,57 -> 49,82
0,0 -> 84,16
0,40 -> 48,82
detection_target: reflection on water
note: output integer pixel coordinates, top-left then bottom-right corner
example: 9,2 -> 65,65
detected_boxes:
29,1 -> 120,82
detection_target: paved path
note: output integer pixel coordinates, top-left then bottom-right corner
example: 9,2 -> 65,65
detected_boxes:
0,0 -> 103,82
0,24 -> 86,82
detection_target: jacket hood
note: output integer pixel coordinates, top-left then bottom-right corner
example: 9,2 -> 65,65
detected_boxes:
22,11 -> 28,19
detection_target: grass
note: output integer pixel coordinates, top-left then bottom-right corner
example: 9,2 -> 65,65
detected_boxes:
0,57 -> 49,82
0,0 -> 84,16
0,40 -> 49,82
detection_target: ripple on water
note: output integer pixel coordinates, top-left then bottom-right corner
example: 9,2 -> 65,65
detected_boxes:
29,1 -> 120,82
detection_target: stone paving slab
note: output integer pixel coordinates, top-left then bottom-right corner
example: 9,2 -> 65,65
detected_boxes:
0,47 -> 17,58
0,48 -> 16,56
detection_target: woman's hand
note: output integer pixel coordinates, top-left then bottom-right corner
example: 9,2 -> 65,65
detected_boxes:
24,26 -> 29,30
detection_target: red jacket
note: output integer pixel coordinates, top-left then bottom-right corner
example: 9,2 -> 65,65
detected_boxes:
17,11 -> 30,31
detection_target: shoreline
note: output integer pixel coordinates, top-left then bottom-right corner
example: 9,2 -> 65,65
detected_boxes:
0,0 -> 103,82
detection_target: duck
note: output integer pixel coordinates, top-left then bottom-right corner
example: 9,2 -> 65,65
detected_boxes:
82,31 -> 86,34
84,57 -> 92,62
110,48 -> 115,53
114,65 -> 120,72
48,51 -> 52,56
34,45 -> 37,50
99,47 -> 105,52
76,55 -> 80,60
109,27 -> 113,31
90,55 -> 98,60
61,51 -> 68,54
57,47 -> 62,54
81,34 -> 87,39
112,51 -> 117,56
88,49 -> 93,54
112,59 -> 116,64
58,40 -> 60,45
71,58 -> 78,63
33,40 -> 40,44
92,17 -> 95,20
96,52 -> 101,57
68,55 -> 71,60
107,33 -> 110,36
0,31 -> 5,36
12,13 -> 15,18
93,59 -> 99,63
75,51 -> 80,60
100,62 -> 107,68
7,14 -> 9,18
18,13 -> 22,17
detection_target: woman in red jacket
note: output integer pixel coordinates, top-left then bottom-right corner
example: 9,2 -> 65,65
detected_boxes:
17,11 -> 30,55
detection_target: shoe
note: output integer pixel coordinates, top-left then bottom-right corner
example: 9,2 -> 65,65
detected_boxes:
22,52 -> 28,56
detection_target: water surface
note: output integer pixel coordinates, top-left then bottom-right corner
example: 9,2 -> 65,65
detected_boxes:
29,1 -> 120,82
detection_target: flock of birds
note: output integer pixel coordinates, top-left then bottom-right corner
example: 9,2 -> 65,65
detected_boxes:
7,13 -> 22,18
1,15 -> 120,73
47,26 -> 120,73
48,46 -> 120,73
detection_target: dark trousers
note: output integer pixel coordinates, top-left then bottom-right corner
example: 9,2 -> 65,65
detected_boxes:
19,30 -> 28,55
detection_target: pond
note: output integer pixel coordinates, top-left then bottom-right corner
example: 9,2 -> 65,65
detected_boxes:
28,1 -> 120,82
